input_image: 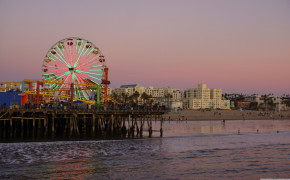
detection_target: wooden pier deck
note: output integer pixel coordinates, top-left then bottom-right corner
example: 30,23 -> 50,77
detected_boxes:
0,109 -> 168,142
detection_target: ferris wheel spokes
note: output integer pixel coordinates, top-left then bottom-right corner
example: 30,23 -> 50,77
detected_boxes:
42,37 -> 106,100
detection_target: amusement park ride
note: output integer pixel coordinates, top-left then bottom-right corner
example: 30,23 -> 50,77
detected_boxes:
0,37 -> 119,109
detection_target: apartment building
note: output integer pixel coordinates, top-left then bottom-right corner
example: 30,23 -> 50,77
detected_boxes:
145,86 -> 164,97
163,86 -> 182,100
183,84 -> 230,109
112,84 -> 144,96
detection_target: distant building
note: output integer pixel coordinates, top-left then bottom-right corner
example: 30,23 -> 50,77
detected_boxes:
145,86 -> 164,97
112,84 -> 145,96
163,86 -> 182,100
183,83 -> 230,109
242,94 -> 289,111
244,94 -> 264,106
235,102 -> 251,108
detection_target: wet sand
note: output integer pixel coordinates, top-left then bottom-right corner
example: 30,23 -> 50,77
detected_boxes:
163,109 -> 290,120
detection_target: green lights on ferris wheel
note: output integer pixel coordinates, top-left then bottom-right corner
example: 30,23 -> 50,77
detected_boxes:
72,73 -> 76,82
55,49 -> 71,68
93,65 -> 103,67
57,45 -> 64,57
83,45 -> 90,56
89,79 -> 99,85
87,48 -> 95,55
89,75 -> 101,81
46,56 -> 55,61
74,42 -> 87,68
81,90 -> 87,99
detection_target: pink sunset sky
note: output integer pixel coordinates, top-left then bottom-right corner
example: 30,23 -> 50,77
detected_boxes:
0,0 -> 289,95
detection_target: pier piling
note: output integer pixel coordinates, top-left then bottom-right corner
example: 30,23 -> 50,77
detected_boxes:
0,109 -> 167,142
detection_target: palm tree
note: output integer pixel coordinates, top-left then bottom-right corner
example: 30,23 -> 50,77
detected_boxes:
164,93 -> 172,100
121,93 -> 129,104
164,93 -> 173,107
132,91 -> 140,103
141,92 -> 150,104
250,102 -> 258,110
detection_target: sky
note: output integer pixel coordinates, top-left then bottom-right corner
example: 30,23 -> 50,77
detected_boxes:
0,0 -> 289,95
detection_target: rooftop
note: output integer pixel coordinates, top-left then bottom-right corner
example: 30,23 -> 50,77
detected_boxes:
120,84 -> 138,88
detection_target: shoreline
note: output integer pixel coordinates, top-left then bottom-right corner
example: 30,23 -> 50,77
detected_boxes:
163,109 -> 290,121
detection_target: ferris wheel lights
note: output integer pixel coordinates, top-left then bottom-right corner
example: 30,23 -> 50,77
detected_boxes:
89,69 -> 103,71
46,56 -> 55,61
43,37 -> 107,100
93,65 -> 103,67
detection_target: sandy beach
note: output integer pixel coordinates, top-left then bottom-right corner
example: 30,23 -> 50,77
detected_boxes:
163,109 -> 290,120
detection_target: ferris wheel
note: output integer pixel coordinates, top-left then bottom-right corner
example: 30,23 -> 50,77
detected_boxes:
42,37 -> 106,100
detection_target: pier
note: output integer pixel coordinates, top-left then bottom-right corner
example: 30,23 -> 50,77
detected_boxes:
0,110 -> 167,142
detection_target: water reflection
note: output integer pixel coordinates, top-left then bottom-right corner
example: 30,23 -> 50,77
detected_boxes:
1,119 -> 290,179
153,119 -> 290,137
47,158 -> 94,179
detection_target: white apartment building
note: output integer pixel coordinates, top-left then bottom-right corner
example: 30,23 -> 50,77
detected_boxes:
172,90 -> 182,100
112,84 -> 145,96
183,84 -> 230,109
112,87 -> 133,96
145,86 -> 164,97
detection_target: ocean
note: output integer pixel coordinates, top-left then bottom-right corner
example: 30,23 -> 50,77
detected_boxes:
1,119 -> 290,179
